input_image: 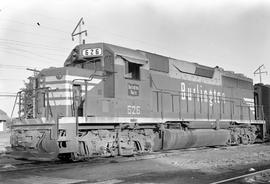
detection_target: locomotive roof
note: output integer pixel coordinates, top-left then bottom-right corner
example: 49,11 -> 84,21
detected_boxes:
104,43 -> 252,81
105,43 -> 149,62
65,42 -> 252,81
64,43 -> 148,66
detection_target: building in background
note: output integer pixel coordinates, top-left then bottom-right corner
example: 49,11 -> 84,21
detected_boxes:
0,110 -> 9,132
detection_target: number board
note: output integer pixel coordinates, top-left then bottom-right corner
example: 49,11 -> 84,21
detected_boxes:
82,48 -> 102,57
128,83 -> 139,96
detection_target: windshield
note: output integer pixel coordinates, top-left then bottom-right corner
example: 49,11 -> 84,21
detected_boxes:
82,58 -> 102,71
71,58 -> 102,71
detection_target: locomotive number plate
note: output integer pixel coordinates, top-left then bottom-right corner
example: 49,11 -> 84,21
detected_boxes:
127,105 -> 141,115
82,48 -> 102,57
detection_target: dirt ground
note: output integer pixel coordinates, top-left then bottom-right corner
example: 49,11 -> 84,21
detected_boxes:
1,140 -> 270,183
2,144 -> 270,184
155,143 -> 270,173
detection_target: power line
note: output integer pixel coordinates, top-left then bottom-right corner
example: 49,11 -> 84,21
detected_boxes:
0,42 -> 65,57
1,11 -> 169,53
24,11 -> 75,25
0,40 -> 67,53
0,78 -> 25,81
0,64 -> 30,69
0,18 -> 71,34
1,17 -> 167,55
0,95 -> 16,97
29,12 -> 166,48
0,38 -> 69,50
0,48 -> 53,67
0,45 -> 56,61
0,49 -> 55,67
1,27 -> 68,42
0,92 -> 17,97
0,92 -> 17,94
0,46 -> 61,64
0,10 -> 181,63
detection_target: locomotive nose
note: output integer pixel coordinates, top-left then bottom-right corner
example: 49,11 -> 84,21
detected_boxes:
9,119 -> 59,161
9,131 -> 59,161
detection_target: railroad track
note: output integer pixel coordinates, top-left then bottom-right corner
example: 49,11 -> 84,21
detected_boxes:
0,146 -> 221,173
211,168 -> 270,184
0,157 -> 113,173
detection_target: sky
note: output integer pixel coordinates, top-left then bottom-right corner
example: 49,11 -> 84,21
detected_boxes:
0,0 -> 270,116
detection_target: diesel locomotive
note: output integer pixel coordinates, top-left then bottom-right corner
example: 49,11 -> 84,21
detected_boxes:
9,43 -> 267,161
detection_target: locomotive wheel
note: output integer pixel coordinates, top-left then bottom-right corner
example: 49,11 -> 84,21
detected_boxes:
58,153 -> 72,161
70,152 -> 80,162
248,134 -> 256,144
241,135 -> 249,145
58,153 -> 80,162
133,140 -> 142,153
247,135 -> 252,144
235,136 -> 241,145
226,139 -> 231,146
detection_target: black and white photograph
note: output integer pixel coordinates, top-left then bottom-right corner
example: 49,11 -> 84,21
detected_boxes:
1,0 -> 270,183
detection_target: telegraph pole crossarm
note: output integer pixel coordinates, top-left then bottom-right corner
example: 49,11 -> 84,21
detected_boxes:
254,64 -> 268,83
71,17 -> 88,44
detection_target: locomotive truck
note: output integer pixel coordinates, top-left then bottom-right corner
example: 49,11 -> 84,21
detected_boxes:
9,43 -> 266,161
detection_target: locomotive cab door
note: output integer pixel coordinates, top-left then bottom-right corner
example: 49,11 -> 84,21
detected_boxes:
72,84 -> 83,116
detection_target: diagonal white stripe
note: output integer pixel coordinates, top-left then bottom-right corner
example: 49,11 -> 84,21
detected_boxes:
45,75 -> 102,84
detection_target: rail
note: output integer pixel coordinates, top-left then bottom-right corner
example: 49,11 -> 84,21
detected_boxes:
211,168 -> 270,184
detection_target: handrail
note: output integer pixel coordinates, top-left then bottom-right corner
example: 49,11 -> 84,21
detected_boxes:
10,92 -> 19,118
72,77 -> 101,136
11,87 -> 53,119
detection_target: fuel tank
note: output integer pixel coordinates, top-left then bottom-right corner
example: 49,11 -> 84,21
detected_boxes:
154,129 -> 230,151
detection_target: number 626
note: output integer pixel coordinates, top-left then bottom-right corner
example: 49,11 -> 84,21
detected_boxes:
127,105 -> 141,115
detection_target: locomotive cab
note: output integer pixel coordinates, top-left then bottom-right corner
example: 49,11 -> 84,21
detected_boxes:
25,43 -> 151,121
61,43 -> 151,121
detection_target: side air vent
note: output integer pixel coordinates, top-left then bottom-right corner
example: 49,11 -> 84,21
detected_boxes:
144,52 -> 169,73
194,65 -> 214,78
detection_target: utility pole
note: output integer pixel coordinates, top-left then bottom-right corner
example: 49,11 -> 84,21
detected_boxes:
71,17 -> 87,45
254,64 -> 267,83
26,68 -> 40,77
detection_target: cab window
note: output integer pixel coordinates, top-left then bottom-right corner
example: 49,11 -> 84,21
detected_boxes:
125,61 -> 141,80
82,58 -> 102,71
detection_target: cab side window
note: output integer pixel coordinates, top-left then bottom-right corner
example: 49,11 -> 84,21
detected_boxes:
125,61 -> 140,80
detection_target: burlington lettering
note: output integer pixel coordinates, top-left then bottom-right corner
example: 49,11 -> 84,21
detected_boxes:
180,82 -> 225,106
